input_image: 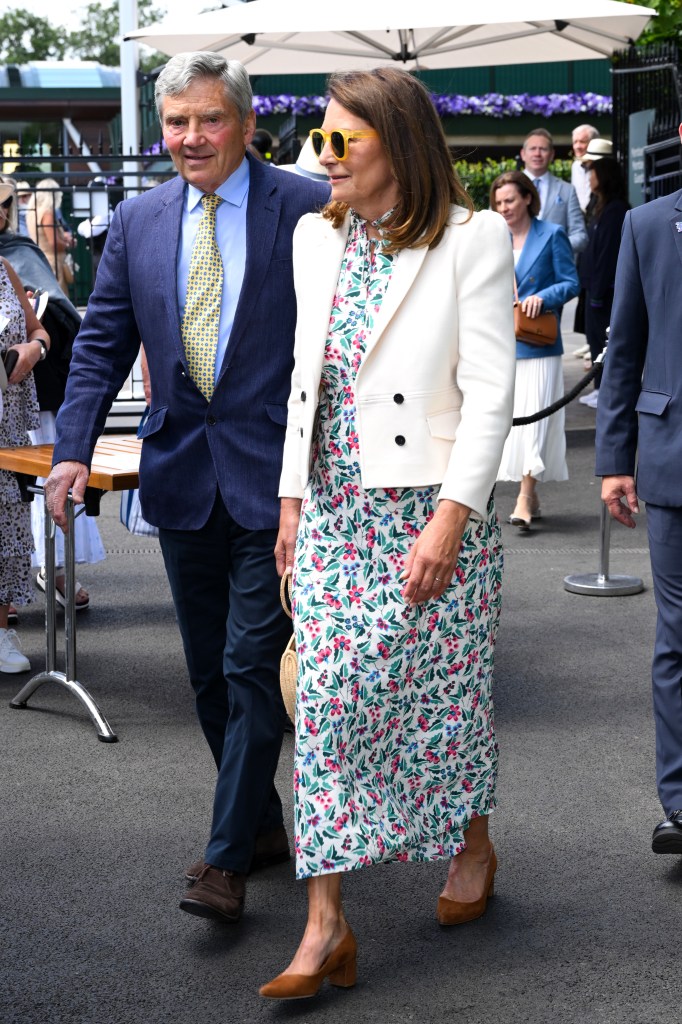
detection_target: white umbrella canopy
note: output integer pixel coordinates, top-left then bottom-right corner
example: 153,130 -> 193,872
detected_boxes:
126,0 -> 654,73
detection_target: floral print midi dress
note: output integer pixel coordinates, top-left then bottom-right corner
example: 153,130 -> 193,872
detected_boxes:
292,212 -> 503,880
0,261 -> 40,606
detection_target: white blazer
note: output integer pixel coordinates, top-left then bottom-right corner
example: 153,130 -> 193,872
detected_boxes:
279,205 -> 516,519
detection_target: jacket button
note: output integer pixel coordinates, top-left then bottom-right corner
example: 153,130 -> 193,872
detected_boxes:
393,393 -> 404,404
207,415 -> 216,426
300,427 -> 304,437
395,435 -> 406,446
301,391 -> 307,402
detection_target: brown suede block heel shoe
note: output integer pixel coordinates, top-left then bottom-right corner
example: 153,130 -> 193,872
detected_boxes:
437,847 -> 497,926
259,927 -> 357,1000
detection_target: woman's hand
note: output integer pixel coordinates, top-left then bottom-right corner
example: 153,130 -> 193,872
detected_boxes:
275,497 -> 302,578
7,342 -> 40,385
520,294 -> 544,319
401,499 -> 470,606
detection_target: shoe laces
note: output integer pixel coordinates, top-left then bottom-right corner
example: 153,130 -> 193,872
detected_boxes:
0,628 -> 23,654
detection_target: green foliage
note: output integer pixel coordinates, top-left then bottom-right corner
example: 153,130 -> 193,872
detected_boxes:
624,0 -> 682,44
0,9 -> 68,63
455,158 -> 572,211
0,2 -> 166,71
66,0 -> 166,71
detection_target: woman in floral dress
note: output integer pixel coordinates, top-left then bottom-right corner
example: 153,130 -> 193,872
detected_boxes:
263,68 -> 516,1000
0,213 -> 50,672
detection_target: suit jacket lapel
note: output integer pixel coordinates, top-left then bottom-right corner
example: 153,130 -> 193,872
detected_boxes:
540,173 -> 558,220
217,155 -> 276,376
157,177 -> 185,361
516,218 -> 550,287
360,243 -> 428,364
670,194 -> 682,271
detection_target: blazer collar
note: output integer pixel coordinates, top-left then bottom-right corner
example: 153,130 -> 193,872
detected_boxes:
311,213 -> 429,369
215,153 -> 279,376
156,177 -> 185,358
669,202 -> 682,271
515,217 -> 552,283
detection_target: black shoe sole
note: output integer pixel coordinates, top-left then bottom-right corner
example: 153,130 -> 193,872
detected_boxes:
179,898 -> 242,922
652,833 -> 682,854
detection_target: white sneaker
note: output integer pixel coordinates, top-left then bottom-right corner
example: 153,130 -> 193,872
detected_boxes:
578,392 -> 594,405
0,628 -> 30,673
584,390 -> 600,408
574,343 -> 590,358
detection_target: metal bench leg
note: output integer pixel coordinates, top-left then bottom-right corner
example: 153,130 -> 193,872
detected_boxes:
9,491 -> 118,743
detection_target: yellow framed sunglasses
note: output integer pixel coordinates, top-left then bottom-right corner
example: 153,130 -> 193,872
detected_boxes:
309,128 -> 378,161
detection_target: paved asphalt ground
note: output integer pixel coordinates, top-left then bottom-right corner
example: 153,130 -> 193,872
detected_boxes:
1,307 -> 677,1024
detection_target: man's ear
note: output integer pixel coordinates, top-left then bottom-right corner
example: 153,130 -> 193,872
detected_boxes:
243,110 -> 257,147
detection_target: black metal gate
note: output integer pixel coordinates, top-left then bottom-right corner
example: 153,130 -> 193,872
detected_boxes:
612,42 -> 682,201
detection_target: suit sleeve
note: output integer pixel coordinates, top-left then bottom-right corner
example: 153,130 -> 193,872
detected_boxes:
566,183 -> 588,255
53,204 -> 142,468
439,211 -> 516,515
595,211 -> 648,477
535,227 -> 580,309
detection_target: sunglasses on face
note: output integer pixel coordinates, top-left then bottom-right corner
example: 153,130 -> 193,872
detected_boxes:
0,197 -> 12,210
309,128 -> 378,161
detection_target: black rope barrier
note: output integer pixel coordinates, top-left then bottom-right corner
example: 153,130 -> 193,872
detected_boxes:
511,351 -> 604,427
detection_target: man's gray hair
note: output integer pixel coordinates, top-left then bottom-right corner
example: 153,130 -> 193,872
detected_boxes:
572,124 -> 600,140
155,52 -> 253,123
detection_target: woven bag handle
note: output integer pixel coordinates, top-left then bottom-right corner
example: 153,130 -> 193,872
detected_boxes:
279,569 -> 293,620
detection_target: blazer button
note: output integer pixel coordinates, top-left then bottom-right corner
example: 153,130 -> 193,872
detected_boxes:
395,435 -> 406,446
393,393 -> 404,404
207,415 -> 216,426
301,391 -> 307,402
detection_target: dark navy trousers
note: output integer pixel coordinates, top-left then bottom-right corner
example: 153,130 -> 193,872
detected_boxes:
646,504 -> 682,815
159,495 -> 291,873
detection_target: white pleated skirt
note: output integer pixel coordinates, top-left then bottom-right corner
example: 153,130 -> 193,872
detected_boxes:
28,412 -> 107,567
497,355 -> 568,483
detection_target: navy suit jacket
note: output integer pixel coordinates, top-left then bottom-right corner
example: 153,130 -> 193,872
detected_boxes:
596,189 -> 682,506
515,217 -> 579,360
53,156 -> 329,530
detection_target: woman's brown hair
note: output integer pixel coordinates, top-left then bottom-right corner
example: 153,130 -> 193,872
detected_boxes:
321,67 -> 472,250
489,171 -> 541,218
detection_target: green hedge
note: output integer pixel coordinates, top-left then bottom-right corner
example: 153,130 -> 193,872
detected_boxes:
455,158 -> 573,211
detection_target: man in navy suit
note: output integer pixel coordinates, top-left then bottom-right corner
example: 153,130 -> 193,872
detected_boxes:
521,128 -> 587,256
596,133 -> 682,854
45,52 -> 328,920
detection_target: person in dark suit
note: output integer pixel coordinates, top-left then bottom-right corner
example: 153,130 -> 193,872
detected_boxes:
44,51 -> 329,922
576,149 -> 629,409
596,133 -> 682,854
520,128 -> 587,257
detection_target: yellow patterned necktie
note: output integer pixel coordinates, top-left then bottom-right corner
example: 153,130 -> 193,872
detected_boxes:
181,193 -> 223,400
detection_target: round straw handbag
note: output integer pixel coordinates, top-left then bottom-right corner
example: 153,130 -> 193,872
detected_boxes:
279,570 -> 297,724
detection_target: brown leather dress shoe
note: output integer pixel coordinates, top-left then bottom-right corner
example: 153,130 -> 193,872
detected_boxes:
179,865 -> 246,922
436,846 -> 497,926
185,825 -> 290,883
259,927 -> 357,1000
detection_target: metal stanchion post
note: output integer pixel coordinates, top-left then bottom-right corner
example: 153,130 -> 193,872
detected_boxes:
564,501 -> 644,596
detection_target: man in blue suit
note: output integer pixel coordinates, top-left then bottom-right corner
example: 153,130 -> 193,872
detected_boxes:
45,52 -> 328,920
521,128 -> 587,257
596,141 -> 682,854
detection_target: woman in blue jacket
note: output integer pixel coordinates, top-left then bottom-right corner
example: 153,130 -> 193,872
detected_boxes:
491,171 -> 579,528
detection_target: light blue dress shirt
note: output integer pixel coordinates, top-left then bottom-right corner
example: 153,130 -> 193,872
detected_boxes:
178,157 -> 250,387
